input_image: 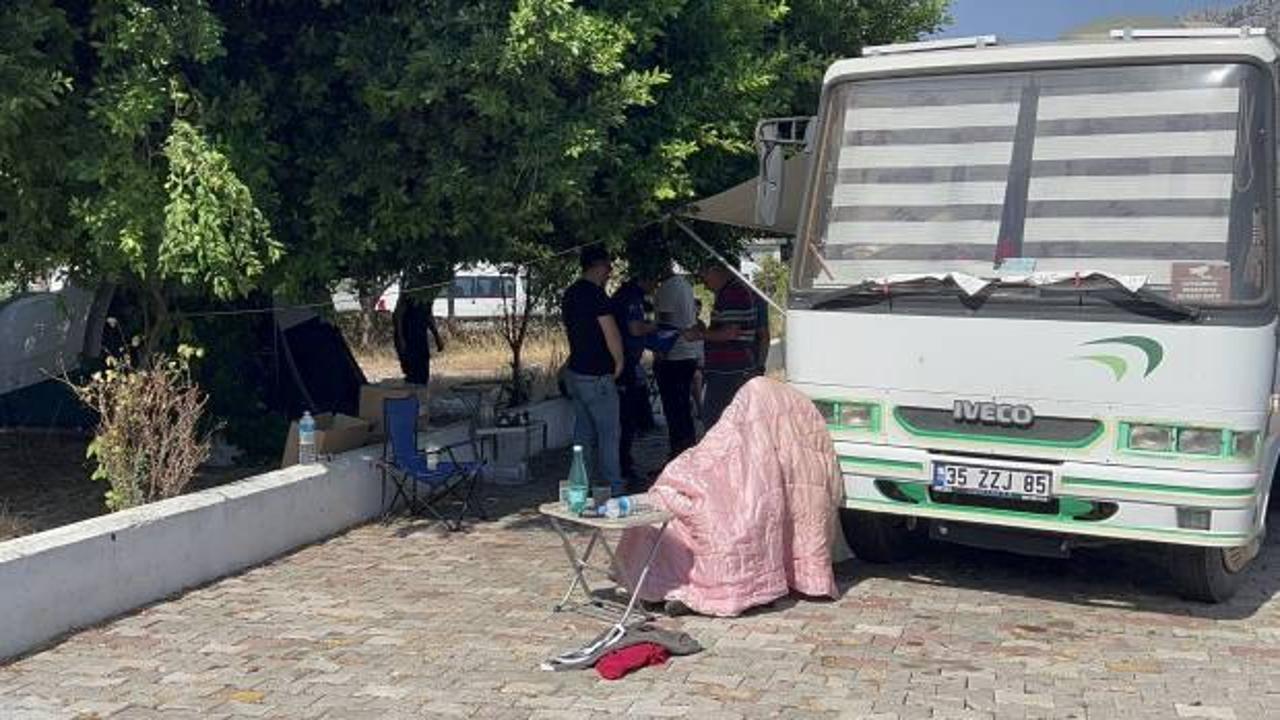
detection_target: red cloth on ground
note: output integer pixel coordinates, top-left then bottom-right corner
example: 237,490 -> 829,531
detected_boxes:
594,642 -> 669,680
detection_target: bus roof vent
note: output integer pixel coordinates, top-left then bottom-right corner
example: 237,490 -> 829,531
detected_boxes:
1110,26 -> 1267,41
862,35 -> 998,57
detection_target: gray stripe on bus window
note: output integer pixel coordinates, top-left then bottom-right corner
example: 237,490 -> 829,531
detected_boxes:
834,157 -> 1232,184
1030,157 -> 1235,176
843,64 -> 1245,109
1025,199 -> 1229,218
845,126 -> 1016,146
824,242 -> 1225,261
830,205 -> 1004,223
1037,113 -> 1237,137
829,200 -> 1227,223
837,165 -> 1011,184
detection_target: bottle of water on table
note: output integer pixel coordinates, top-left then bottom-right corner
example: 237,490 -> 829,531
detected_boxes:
600,493 -> 652,519
567,444 -> 589,514
298,411 -> 317,465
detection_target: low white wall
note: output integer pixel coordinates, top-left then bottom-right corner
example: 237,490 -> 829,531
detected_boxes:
0,397 -> 573,661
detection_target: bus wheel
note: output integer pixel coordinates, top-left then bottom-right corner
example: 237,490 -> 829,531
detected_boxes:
1168,544 -> 1252,603
840,509 -> 923,563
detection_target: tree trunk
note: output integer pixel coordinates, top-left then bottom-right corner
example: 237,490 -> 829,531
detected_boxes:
510,343 -> 525,407
357,292 -> 377,350
141,282 -> 171,367
501,268 -> 539,408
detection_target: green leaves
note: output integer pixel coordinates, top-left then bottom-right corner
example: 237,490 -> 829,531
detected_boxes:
162,120 -> 279,300
3,0 -> 947,343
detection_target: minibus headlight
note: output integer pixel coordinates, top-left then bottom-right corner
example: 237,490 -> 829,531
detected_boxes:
1176,428 -> 1224,456
1127,424 -> 1174,452
838,402 -> 878,429
813,400 -> 837,424
815,399 -> 879,430
1231,431 -> 1259,458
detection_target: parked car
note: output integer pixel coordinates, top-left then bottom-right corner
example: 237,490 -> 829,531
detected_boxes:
332,264 -> 538,321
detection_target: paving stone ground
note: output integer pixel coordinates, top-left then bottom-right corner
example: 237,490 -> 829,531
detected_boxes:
2,432 -> 1279,720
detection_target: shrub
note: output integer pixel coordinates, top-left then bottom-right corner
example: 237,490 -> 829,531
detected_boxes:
71,344 -> 214,511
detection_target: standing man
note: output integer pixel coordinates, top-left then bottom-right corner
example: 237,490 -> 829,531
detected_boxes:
393,293 -> 444,386
653,264 -> 700,461
753,294 -> 771,376
611,265 -> 657,487
690,298 -> 705,420
687,262 -> 759,429
561,246 -> 625,497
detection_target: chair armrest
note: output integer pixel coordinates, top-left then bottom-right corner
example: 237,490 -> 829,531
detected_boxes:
424,439 -> 484,465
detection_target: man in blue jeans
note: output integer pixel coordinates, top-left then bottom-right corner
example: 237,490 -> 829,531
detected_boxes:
561,246 -> 625,496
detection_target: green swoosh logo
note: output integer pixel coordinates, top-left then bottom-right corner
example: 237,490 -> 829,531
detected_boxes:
1079,336 -> 1165,379
1077,354 -> 1128,380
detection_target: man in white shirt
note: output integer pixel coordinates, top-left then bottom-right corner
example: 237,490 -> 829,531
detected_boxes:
653,265 -> 701,460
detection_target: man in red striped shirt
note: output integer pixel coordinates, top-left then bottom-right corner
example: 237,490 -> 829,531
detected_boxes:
684,263 -> 758,428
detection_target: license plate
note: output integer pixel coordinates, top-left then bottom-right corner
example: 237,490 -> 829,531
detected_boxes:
931,462 -> 1053,501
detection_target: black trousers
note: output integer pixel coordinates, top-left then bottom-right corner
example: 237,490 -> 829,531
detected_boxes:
655,358 -> 698,461
617,373 -> 648,476
703,369 -> 752,430
398,337 -> 431,385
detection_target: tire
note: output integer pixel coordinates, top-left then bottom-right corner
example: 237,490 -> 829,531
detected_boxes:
840,509 -> 924,563
1168,545 -> 1251,603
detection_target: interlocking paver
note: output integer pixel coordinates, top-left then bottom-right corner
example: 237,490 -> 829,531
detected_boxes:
1,434 -> 1278,719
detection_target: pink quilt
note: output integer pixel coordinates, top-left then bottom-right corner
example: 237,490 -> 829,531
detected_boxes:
615,377 -> 842,617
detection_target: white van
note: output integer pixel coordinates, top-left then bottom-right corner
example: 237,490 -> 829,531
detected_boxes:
334,264 -> 534,321
785,30 -> 1277,602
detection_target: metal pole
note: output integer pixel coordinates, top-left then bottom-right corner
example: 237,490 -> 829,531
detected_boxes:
671,218 -> 785,314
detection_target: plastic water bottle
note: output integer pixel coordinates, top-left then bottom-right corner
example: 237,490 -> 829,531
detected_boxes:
567,445 -> 590,514
599,493 -> 652,519
298,411 -> 317,465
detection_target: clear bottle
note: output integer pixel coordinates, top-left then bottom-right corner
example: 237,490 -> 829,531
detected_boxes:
567,445 -> 590,514
298,411 -> 317,465
600,493 -> 652,519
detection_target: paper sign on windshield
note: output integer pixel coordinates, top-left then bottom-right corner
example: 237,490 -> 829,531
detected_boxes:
1171,262 -> 1231,303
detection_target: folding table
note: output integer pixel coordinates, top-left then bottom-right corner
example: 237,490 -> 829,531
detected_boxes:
538,501 -> 671,628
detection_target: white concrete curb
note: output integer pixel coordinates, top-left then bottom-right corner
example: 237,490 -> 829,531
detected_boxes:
0,397 -> 574,661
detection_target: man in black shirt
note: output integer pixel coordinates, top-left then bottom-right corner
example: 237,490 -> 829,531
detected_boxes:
610,266 -> 658,488
393,294 -> 444,385
561,246 -> 625,496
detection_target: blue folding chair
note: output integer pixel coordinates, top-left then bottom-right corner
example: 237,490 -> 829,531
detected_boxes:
379,394 -> 487,530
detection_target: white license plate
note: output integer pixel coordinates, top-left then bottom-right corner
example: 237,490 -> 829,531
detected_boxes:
931,462 -> 1053,501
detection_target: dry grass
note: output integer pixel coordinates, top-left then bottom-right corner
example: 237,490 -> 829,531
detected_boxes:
356,322 -> 568,405
0,502 -> 34,541
0,430 -> 269,543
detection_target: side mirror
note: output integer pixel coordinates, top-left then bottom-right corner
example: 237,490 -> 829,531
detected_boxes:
755,116 -> 816,229
756,124 -> 782,227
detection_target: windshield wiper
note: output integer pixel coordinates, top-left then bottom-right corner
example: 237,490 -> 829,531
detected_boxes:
1037,277 -> 1202,321
806,273 -> 1202,320
807,278 -> 980,310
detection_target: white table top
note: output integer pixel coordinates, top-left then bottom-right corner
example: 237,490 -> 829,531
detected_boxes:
538,501 -> 671,530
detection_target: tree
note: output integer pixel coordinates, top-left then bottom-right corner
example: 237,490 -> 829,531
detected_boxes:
0,1 -> 79,284
1187,0 -> 1280,36
4,0 -> 948,377
250,0 -> 947,394
0,1 -> 282,359
496,250 -> 577,406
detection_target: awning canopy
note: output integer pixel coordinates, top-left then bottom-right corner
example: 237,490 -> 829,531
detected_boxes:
674,153 -> 810,236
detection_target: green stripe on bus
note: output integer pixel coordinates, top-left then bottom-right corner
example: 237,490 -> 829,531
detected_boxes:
847,498 -> 1252,540
839,455 -> 924,471
893,408 -> 1104,449
1061,476 -> 1256,497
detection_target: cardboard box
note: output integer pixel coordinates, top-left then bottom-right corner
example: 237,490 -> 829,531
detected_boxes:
281,413 -> 373,468
359,381 -> 430,435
